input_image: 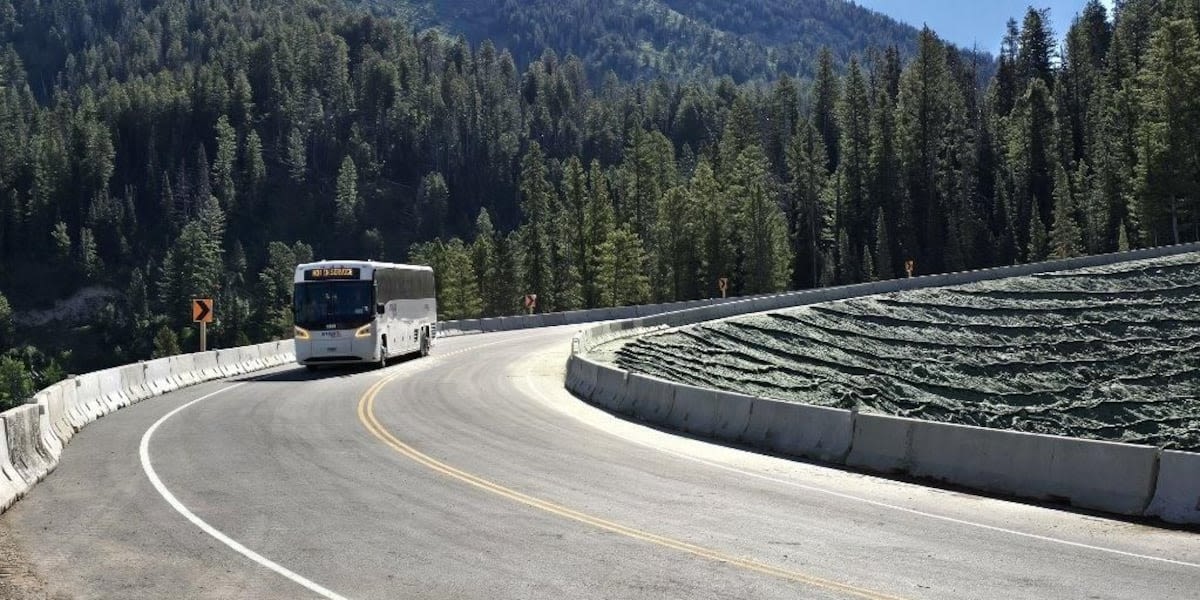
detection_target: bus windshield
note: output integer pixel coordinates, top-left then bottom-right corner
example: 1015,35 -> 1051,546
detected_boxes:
293,281 -> 374,328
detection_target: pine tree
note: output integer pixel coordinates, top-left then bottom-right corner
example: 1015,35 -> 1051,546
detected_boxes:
655,185 -> 700,301
417,172 -> 449,241
813,47 -> 841,171
1049,166 -> 1083,258
693,157 -> 733,298
441,238 -> 483,320
79,227 -> 101,280
518,142 -> 552,309
471,209 -> 501,317
213,115 -> 237,211
243,129 -> 266,208
334,156 -> 359,241
731,147 -> 791,293
1027,203 -> 1049,262
874,208 -> 894,279
601,224 -> 651,306
861,244 -> 876,282
837,57 -> 873,256
151,323 -> 182,359
1135,8 -> 1200,246
286,127 -> 306,184
1018,8 -> 1055,89
786,121 -> 833,289
584,160 -> 615,307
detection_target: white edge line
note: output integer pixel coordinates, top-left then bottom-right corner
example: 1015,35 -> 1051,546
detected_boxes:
139,382 -> 349,600
519,375 -> 1200,570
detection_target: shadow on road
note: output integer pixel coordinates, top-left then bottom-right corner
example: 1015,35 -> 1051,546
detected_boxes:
234,365 -> 370,383
236,354 -> 425,383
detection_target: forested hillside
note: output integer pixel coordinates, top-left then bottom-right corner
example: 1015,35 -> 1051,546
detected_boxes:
370,0 -> 935,82
0,0 -> 1196,409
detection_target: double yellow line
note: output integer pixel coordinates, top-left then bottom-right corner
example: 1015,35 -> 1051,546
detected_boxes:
357,372 -> 906,600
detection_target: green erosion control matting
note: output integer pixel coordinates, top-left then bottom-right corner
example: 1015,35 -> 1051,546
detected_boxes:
615,252 -> 1200,451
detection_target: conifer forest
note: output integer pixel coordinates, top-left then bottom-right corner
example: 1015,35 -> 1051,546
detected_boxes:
0,0 -> 1195,407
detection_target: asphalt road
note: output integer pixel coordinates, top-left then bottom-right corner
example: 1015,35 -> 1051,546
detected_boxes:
2,326 -> 1199,599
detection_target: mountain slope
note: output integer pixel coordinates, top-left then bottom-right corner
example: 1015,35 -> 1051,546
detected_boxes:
363,0 -> 982,82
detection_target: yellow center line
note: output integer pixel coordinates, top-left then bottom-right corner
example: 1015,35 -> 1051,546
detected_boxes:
357,370 -> 907,600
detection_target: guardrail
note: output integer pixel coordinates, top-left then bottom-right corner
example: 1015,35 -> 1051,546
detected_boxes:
566,242 -> 1200,525
0,340 -> 295,514
437,296 -> 752,337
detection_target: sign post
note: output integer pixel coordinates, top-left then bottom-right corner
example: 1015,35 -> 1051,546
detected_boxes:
717,277 -> 728,299
192,298 -> 214,351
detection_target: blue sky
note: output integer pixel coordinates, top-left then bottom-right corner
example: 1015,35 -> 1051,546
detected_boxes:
854,0 -> 1117,53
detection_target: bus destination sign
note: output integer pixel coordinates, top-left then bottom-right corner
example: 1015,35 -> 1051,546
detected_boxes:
305,267 -> 361,280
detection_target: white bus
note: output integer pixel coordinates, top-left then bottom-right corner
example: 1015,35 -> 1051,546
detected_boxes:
293,261 -> 437,370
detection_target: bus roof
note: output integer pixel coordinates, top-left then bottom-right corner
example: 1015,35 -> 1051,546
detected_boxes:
294,260 -> 433,283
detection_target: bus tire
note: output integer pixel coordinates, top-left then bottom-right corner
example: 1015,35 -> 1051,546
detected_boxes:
305,364 -> 319,373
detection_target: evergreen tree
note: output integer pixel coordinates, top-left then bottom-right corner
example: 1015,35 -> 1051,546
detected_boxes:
731,147 -> 791,293
213,115 -> 237,211
786,120 -> 832,288
0,355 -> 32,410
600,224 -> 651,306
1135,9 -> 1200,246
518,142 -> 552,309
874,208 -> 894,279
583,160 -> 615,307
837,57 -> 872,255
471,209 -> 501,317
417,173 -> 450,242
1049,166 -> 1083,258
655,185 -> 700,301
813,47 -> 841,171
152,325 -> 181,358
693,157 -> 733,298
335,156 -> 359,238
1027,203 -> 1049,262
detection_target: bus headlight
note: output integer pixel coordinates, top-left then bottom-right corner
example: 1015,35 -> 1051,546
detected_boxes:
355,324 -> 372,338
294,326 -> 310,340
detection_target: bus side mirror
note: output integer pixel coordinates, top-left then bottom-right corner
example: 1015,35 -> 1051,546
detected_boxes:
376,303 -> 386,315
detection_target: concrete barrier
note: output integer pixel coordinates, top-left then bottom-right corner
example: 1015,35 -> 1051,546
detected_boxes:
2,405 -> 53,486
119,363 -> 150,403
565,356 -> 599,400
661,384 -> 718,436
590,366 -> 627,410
95,367 -> 124,413
711,391 -> 756,444
0,418 -> 26,510
845,413 -> 913,474
32,391 -> 62,461
905,419 -> 1159,516
144,358 -> 174,395
72,373 -> 104,425
1147,450 -> 1200,524
40,384 -> 67,441
745,399 -> 854,463
53,381 -> 77,441
625,373 -> 677,424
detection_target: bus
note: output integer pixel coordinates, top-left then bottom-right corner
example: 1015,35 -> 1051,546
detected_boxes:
292,261 -> 437,370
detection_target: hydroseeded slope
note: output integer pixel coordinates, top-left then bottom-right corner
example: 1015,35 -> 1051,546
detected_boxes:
615,252 -> 1200,451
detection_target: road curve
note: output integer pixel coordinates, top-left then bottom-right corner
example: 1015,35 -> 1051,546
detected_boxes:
2,326 -> 1199,599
